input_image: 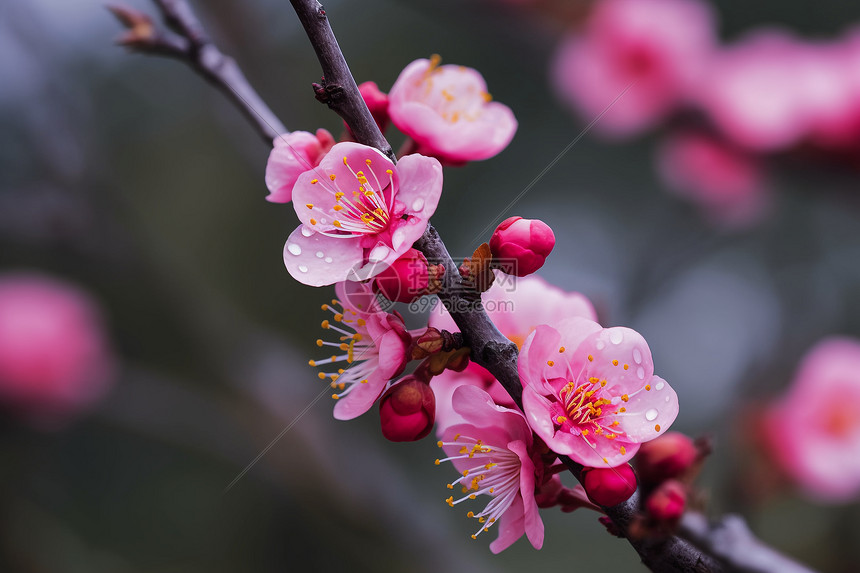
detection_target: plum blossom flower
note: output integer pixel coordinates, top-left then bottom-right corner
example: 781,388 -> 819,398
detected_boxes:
265,129 -> 335,203
284,142 -> 443,287
0,273 -> 114,426
553,0 -> 716,137
519,317 -> 679,467
388,56 -> 517,164
430,275 -> 597,410
656,131 -> 770,228
761,338 -> 860,502
435,385 -> 543,552
489,217 -> 556,277
311,281 -> 411,420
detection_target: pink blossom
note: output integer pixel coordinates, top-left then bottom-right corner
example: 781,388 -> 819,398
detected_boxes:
489,217 -> 556,277
435,385 -> 543,552
285,142 -> 443,286
0,273 -> 114,425
373,247 -> 429,303
519,317 -> 679,467
358,81 -> 391,134
634,431 -> 698,486
656,131 -> 770,227
645,479 -> 687,522
553,0 -> 716,137
762,338 -> 860,503
311,281 -> 411,420
265,129 -> 335,203
581,464 -> 637,506
388,56 -> 517,163
430,275 -> 597,408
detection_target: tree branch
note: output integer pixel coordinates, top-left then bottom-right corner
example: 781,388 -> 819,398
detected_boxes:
110,0 -> 286,143
288,0 -> 395,162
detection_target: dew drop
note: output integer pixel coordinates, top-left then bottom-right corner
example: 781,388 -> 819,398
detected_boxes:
595,340 -> 605,350
665,396 -> 671,403
287,243 -> 302,256
315,251 -> 324,258
609,330 -> 623,345
324,257 -> 333,263
298,265 -> 309,273
636,367 -> 645,380
655,380 -> 665,391
320,217 -> 328,224
412,198 -> 425,211
368,245 -> 389,262
301,226 -> 314,238
645,409 -> 658,422
633,348 -> 642,364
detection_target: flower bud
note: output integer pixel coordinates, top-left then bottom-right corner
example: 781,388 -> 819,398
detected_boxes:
581,464 -> 637,507
645,480 -> 687,522
358,81 -> 390,133
374,248 -> 429,303
379,376 -> 435,442
489,217 -> 555,276
634,431 -> 698,486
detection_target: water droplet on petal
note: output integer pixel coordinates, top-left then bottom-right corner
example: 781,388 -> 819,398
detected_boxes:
411,198 -> 425,212
298,265 -> 308,273
301,226 -> 314,238
665,396 -> 671,403
316,251 -> 324,258
595,340 -> 605,350
655,380 -> 664,391
645,409 -> 658,422
609,330 -> 623,345
320,217 -> 327,224
324,257 -> 333,263
287,243 -> 302,256
636,367 -> 645,380
633,348 -> 642,364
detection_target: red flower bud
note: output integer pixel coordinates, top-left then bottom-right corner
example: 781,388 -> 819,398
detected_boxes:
358,81 -> 390,133
379,376 -> 435,442
374,248 -> 429,303
645,480 -> 687,522
634,431 -> 698,486
489,216 -> 555,276
581,464 -> 637,507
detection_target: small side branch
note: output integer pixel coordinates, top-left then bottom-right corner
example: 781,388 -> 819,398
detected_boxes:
109,1 -> 286,143
679,513 -> 819,573
289,0 -> 395,162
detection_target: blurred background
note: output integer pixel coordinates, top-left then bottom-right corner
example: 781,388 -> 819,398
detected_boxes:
2,0 -> 860,571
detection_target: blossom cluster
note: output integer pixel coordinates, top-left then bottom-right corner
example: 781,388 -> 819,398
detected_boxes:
551,0 -> 860,226
266,57 -> 682,551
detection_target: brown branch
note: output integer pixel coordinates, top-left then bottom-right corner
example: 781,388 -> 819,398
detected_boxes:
109,1 -> 286,143
288,0 -> 395,162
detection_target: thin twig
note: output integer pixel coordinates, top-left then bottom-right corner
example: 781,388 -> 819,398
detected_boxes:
110,1 -> 286,143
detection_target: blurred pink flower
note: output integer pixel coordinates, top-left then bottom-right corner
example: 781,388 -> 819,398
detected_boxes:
656,131 -> 770,227
388,56 -> 517,164
695,30 -> 812,151
265,129 -> 335,203
436,384 -> 543,552
553,0 -> 716,137
763,338 -> 860,503
312,281 -> 411,420
519,318 -> 679,467
285,142 -> 443,286
429,275 -> 597,408
0,273 -> 114,426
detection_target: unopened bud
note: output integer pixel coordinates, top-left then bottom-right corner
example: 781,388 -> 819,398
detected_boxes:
379,377 -> 435,442
358,81 -> 390,133
581,464 -> 637,507
645,480 -> 686,523
489,216 -> 555,276
634,431 -> 698,486
374,248 -> 429,303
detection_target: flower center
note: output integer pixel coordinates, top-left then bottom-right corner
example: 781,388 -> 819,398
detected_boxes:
310,157 -> 394,236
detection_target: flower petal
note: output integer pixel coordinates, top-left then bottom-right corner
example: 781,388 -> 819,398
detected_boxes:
616,375 -> 679,442
332,373 -> 387,420
392,153 -> 443,221
283,227 -> 364,287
